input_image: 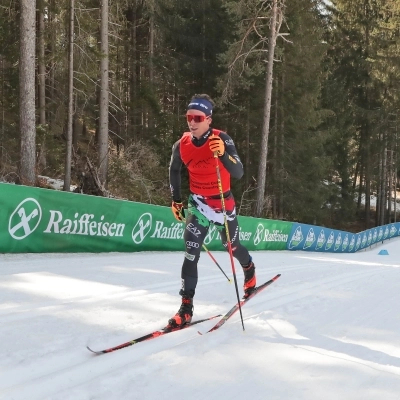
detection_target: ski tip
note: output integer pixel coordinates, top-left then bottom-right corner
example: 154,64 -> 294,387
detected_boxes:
197,330 -> 204,335
86,345 -> 102,355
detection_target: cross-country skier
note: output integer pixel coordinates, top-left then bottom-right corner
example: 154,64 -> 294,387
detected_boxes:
168,94 -> 256,327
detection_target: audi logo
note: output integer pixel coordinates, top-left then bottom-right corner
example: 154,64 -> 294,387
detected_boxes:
186,241 -> 200,248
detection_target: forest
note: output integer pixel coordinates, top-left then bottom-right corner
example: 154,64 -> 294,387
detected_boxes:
1,0 -> 399,231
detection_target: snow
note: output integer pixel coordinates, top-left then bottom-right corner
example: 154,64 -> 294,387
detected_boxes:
37,175 -> 77,192
1,240 -> 400,400
360,192 -> 400,212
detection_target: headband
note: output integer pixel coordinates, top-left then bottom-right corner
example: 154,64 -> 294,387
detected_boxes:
187,98 -> 213,116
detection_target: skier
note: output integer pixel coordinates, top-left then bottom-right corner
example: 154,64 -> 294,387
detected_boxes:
168,94 -> 256,327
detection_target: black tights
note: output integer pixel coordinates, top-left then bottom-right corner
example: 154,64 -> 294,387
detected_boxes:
181,211 -> 250,295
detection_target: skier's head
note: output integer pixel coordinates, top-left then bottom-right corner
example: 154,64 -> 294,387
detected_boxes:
187,94 -> 214,117
186,94 -> 214,138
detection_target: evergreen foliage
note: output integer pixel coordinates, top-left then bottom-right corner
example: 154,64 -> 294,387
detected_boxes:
323,0 -> 400,227
0,3 -> 20,172
0,0 -> 399,229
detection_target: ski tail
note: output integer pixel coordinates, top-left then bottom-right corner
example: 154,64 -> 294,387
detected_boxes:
87,274 -> 281,353
203,273 -> 281,334
87,314 -> 222,355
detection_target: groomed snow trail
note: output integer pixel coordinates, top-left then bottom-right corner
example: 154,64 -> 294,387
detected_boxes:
1,239 -> 400,400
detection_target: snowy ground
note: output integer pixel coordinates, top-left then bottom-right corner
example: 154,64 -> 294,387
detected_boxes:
1,240 -> 400,400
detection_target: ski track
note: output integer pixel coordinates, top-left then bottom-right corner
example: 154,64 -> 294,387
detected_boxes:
1,241 -> 400,400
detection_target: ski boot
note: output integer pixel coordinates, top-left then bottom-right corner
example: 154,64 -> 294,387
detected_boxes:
242,257 -> 256,298
168,290 -> 194,327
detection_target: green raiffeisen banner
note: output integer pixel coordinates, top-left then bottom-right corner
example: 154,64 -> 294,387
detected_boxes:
0,183 -> 293,253
236,215 -> 292,251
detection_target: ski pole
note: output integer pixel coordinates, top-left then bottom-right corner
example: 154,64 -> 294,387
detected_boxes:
212,143 -> 245,331
180,214 -> 231,283
201,242 -> 232,283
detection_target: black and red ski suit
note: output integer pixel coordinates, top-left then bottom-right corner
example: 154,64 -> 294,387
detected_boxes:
169,127 -> 251,296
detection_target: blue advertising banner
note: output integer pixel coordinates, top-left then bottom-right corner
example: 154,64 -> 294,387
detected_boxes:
286,222 -> 400,253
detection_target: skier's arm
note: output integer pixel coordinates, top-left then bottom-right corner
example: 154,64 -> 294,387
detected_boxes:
169,140 -> 183,202
217,132 -> 244,179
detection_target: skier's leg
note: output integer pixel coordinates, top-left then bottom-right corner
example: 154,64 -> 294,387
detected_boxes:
168,211 -> 209,327
217,199 -> 256,297
180,211 -> 209,296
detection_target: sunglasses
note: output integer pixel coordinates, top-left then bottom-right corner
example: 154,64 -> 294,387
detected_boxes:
186,114 -> 208,123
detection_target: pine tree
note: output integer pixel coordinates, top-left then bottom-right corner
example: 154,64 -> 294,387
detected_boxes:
218,0 -> 331,222
323,0 -> 400,228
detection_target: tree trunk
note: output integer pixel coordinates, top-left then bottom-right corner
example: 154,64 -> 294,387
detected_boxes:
394,141 -> 398,223
130,7 -> 137,140
38,0 -> 46,126
202,0 -> 206,84
255,0 -> 282,217
37,0 -> 47,173
388,147 -> 393,223
363,2 -> 371,228
19,0 -> 37,186
353,160 -> 359,191
376,133 -> 382,225
273,77 -> 279,218
48,0 -> 56,130
98,0 -> 109,187
364,123 -> 371,228
380,134 -> 387,225
63,0 -> 74,191
357,164 -> 364,211
148,6 -> 155,131
245,96 -> 250,190
279,70 -> 285,220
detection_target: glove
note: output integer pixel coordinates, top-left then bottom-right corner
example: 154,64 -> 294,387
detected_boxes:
209,136 -> 225,157
172,201 -> 184,221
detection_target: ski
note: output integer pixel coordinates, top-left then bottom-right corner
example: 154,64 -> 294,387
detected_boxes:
199,273 -> 281,334
87,314 -> 222,355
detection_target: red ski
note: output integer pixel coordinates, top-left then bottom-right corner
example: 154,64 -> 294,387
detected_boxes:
199,273 -> 281,334
87,314 -> 221,354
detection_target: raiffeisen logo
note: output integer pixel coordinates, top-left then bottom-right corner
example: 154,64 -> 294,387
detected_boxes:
150,221 -> 185,240
9,198 -> 42,240
132,213 -> 152,244
288,226 -> 303,249
390,225 -> 397,237
378,227 -> 383,241
44,210 -> 125,237
254,224 -> 288,246
239,228 -> 252,242
264,229 -> 288,243
303,228 -> 316,250
315,230 -> 326,251
254,224 -> 264,246
43,210 -> 125,237
204,225 -> 219,245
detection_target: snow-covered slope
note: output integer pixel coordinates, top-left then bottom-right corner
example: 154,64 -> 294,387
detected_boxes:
1,239 -> 400,400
